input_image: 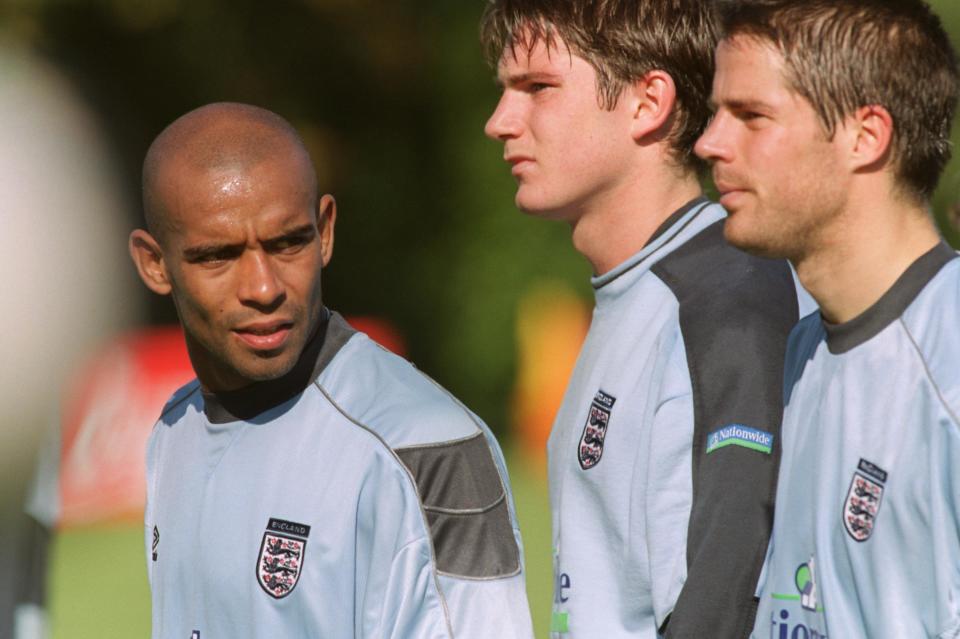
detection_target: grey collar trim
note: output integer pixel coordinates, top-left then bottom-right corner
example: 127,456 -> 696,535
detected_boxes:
823,241 -> 957,354
202,309 -> 356,424
592,195 -> 710,290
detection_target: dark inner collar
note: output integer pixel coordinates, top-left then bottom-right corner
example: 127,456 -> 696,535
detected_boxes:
823,241 -> 957,354
202,309 -> 355,424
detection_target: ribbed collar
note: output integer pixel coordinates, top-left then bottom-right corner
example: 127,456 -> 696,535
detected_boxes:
823,241 -> 957,354
591,196 -> 715,295
202,309 -> 356,424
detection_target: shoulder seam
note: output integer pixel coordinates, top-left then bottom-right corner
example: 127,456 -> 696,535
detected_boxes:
899,318 -> 960,431
405,369 -> 513,504
312,380 -> 455,636
423,492 -> 507,516
394,431 -> 483,452
383,369 -> 523,581
159,382 -> 201,420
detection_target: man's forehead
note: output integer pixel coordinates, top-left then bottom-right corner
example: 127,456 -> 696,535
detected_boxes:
158,156 -> 311,227
716,35 -> 787,78
713,36 -> 791,98
496,32 -> 574,78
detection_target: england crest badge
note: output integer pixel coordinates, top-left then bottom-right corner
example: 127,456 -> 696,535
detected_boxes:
257,518 -> 311,599
577,390 -> 616,470
843,458 -> 887,542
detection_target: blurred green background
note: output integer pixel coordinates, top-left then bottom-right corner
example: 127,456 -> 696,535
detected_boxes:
2,0 -> 958,637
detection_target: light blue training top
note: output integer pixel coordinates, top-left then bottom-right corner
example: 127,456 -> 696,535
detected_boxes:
753,243 -> 960,639
145,311 -> 534,639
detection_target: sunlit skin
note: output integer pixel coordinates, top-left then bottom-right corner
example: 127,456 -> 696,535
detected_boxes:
696,36 -> 942,322
485,38 -> 639,222
130,148 -> 335,392
695,37 -> 850,263
485,35 -> 702,274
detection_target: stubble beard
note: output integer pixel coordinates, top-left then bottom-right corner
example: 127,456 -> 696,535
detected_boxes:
724,186 -> 845,265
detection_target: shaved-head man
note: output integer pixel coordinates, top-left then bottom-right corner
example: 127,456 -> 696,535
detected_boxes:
130,103 -> 534,639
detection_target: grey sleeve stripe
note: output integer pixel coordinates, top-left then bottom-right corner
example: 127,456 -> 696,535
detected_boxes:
652,220 -> 799,638
396,433 -> 521,579
312,382 -> 455,636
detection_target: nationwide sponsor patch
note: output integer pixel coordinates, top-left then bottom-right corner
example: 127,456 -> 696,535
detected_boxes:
257,518 -> 310,599
705,424 -> 773,455
577,390 -> 616,470
843,458 -> 887,542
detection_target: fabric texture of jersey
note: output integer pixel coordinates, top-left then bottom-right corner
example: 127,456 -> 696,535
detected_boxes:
547,198 -> 814,638
145,311 -> 534,639
752,242 -> 960,639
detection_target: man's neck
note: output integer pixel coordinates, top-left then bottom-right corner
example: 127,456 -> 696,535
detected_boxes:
569,167 -> 703,276
794,197 -> 941,324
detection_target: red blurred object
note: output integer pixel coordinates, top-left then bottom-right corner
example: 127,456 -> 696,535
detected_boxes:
57,317 -> 405,527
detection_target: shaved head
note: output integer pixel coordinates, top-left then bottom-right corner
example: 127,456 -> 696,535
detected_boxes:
130,101 -> 336,392
142,102 -> 318,242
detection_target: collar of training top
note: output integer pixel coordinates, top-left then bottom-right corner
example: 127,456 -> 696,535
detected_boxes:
822,241 -> 957,354
644,195 -> 711,250
592,195 -> 711,290
201,308 -> 356,424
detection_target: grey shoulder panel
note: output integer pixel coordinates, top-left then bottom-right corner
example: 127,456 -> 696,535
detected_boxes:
651,219 -> 799,638
395,432 -> 520,580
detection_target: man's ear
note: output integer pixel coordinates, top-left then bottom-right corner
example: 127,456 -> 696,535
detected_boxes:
128,229 -> 172,295
628,70 -> 678,142
317,194 -> 336,268
847,104 -> 894,172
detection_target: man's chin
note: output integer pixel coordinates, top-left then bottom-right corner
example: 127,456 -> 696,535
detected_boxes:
722,217 -> 787,259
515,194 -> 567,221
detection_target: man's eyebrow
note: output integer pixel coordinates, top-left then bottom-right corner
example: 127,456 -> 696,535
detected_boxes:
263,224 -> 316,244
182,240 -> 244,261
716,97 -> 774,112
495,71 -> 562,88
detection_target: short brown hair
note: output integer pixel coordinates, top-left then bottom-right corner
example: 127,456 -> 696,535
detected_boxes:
480,0 -> 719,174
720,0 -> 960,200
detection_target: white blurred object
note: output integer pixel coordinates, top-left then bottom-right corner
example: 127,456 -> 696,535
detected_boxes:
0,42 -> 137,487
13,604 -> 46,639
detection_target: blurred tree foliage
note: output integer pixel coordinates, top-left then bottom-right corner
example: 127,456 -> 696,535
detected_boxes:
2,0 -> 959,437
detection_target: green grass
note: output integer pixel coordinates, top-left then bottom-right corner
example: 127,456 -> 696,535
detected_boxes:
49,524 -> 151,638
506,450 -> 553,638
47,450 -> 553,638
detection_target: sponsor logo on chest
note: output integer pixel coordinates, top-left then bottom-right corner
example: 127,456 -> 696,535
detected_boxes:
843,458 -> 887,542
257,518 -> 311,599
577,390 -> 616,470
770,556 -> 828,637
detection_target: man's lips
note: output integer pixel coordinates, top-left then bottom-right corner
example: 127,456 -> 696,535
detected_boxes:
505,154 -> 534,176
714,179 -> 750,209
232,321 -> 293,351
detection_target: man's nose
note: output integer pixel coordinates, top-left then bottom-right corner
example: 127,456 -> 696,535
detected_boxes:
237,251 -> 285,310
694,113 -> 731,163
485,92 -> 522,141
